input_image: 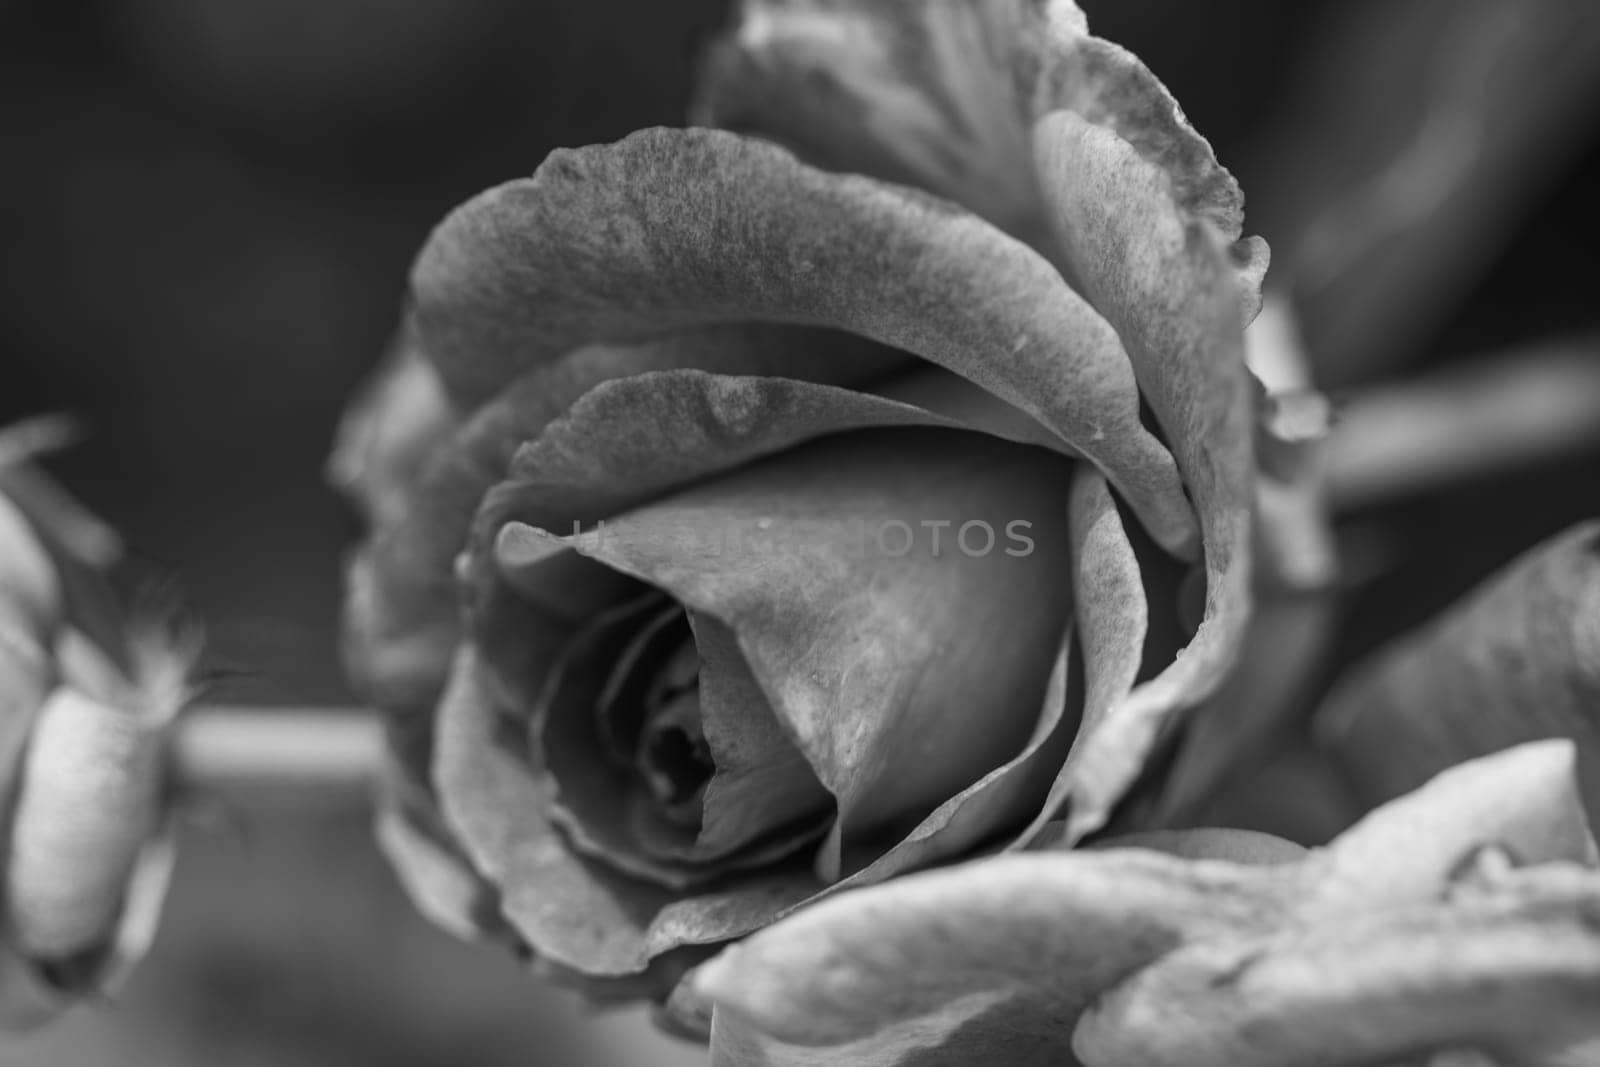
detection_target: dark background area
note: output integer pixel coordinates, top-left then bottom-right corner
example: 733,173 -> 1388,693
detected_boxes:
1,0 -> 1597,1063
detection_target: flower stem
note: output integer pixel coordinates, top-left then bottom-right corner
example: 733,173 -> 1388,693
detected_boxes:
1324,338 -> 1600,510
172,706 -> 382,790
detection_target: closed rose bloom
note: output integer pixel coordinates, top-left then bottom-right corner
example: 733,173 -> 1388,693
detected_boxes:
332,0 -> 1277,1030
0,422 -> 191,1031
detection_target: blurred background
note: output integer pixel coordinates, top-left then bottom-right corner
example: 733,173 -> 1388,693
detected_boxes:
1,0 -> 1597,1063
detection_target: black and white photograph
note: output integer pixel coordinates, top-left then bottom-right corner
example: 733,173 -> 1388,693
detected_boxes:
2,1 -> 1600,1064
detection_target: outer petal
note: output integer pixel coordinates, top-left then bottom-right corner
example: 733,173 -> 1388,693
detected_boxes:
0,473 -> 65,634
343,324 -> 904,713
0,464 -> 126,664
0,491 -> 57,793
327,323 -> 457,533
0,463 -> 179,1030
1155,362 -> 1339,825
0,551 -> 55,1030
696,0 -> 1248,245
1083,828 -> 1308,867
698,837 -> 1291,1064
700,744 -> 1597,1066
1316,524 -> 1600,822
372,748 -> 514,945
0,828 -> 177,1033
1074,865 -> 1600,1067
412,126 -> 1193,552
1030,111 -> 1257,838
1293,739 -> 1599,916
0,420 -> 120,574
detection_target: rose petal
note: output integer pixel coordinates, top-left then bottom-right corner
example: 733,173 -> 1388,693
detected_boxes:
594,600 -> 685,769
344,324 -> 903,712
432,645 -> 821,980
517,424 -> 1072,879
0,602 -> 53,946
870,365 -> 1074,454
1296,739 -> 1598,917
471,370 -> 989,704
327,323 -> 457,532
0,462 -> 184,1027
697,843 -> 1285,1059
457,370 -> 1093,927
1316,523 -> 1600,823
1153,383 -> 1339,823
708,999 -> 1074,1067
1021,468 -> 1148,844
0,493 -> 56,840
536,595 -> 829,887
0,479 -> 65,633
0,467 -> 127,666
700,748 -> 1600,1062
472,533 -> 644,733
0,825 -> 179,1032
834,633 -> 1074,893
537,595 -> 714,889
696,0 -> 1248,245
1030,110 -> 1258,839
1074,865 -> 1600,1067
0,427 -> 120,572
373,756 -> 511,945
689,611 -> 835,861
413,126 -> 1193,552
1084,828 -> 1308,866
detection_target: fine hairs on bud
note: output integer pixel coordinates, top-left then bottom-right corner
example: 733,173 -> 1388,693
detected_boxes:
4,599 -> 201,968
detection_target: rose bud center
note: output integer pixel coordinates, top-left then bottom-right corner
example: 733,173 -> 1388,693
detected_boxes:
636,638 -> 715,820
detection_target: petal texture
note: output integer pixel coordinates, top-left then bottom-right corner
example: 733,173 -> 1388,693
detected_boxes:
412,127 -> 1193,551
701,742 -> 1599,1066
696,0 -> 1249,244
490,420 -> 1074,879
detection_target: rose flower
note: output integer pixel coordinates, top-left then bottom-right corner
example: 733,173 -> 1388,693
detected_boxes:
0,421 -> 192,1030
332,0 -> 1272,1025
